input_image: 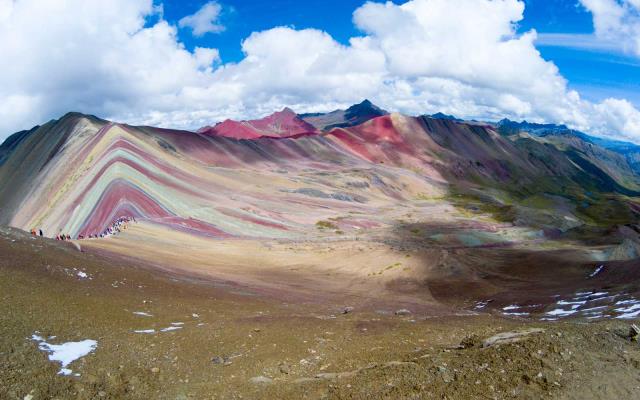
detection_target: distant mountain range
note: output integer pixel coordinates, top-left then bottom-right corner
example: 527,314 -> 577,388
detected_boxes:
493,118 -> 640,174
198,107 -> 317,139
197,99 -> 389,139
1,101 -> 640,241
299,99 -> 388,130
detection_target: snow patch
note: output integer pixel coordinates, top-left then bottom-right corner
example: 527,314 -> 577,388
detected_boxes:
473,300 -> 489,310
502,305 -> 521,311
30,333 -> 97,376
616,299 -> 640,305
132,311 -> 152,317
545,308 -> 578,317
614,302 -> 640,319
588,265 -> 604,278
556,300 -> 586,308
160,326 -> 182,332
503,312 -> 529,317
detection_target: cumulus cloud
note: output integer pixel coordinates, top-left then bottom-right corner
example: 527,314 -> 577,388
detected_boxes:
1,0 -> 640,144
179,1 -> 225,36
0,0 -> 220,136
594,98 -> 640,137
578,0 -> 640,55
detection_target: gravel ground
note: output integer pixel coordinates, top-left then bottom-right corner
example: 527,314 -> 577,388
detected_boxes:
2,226 -> 640,399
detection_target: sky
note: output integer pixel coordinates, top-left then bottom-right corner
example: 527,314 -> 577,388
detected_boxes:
170,0 -> 640,107
1,0 -> 640,143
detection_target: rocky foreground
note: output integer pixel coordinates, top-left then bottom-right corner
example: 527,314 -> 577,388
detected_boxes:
2,227 -> 640,400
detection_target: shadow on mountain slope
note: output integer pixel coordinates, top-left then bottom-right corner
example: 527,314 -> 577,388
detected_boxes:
388,220 -> 640,314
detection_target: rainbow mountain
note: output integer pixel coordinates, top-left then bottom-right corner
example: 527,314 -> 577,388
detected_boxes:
1,101 -> 639,245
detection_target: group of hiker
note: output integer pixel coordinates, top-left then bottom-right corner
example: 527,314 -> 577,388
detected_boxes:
77,216 -> 136,240
31,229 -> 74,241
29,216 -> 136,241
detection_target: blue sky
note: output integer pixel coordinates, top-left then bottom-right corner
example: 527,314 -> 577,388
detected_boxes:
162,0 -> 370,62
164,0 -> 640,108
520,0 -> 640,107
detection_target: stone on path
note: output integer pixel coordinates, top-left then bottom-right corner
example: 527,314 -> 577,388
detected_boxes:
482,328 -> 545,348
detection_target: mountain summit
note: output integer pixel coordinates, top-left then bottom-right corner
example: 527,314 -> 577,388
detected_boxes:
199,107 -> 318,139
300,100 -> 388,131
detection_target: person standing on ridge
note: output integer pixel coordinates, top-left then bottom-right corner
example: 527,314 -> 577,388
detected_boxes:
39,229 -> 43,237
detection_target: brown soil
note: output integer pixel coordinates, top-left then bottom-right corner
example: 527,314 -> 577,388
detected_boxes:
2,226 -> 640,400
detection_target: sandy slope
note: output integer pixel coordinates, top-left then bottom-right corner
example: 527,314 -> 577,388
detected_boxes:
79,221 -> 447,311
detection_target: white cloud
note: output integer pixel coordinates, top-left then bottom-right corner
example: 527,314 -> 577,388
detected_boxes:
0,0 -> 13,22
0,0 -> 219,135
594,98 -> 640,138
537,2 -> 640,58
178,1 -> 225,37
534,32 -> 621,53
1,0 -> 640,144
579,0 -> 640,56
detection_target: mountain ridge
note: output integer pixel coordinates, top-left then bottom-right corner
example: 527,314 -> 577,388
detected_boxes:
1,104 -> 640,242
495,117 -> 640,175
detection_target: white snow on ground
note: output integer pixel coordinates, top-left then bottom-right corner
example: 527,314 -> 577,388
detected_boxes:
474,301 -> 489,310
578,306 -> 607,319
134,322 -> 186,334
616,310 -> 640,319
31,334 -> 97,376
503,312 -> 529,317
160,326 -> 182,332
542,292 -> 604,320
556,300 -> 586,306
501,305 -> 530,317
616,299 -> 640,305
76,271 -> 88,279
614,302 -> 640,319
132,311 -> 152,317
588,265 -> 605,278
478,290 -> 640,321
499,304 -> 542,318
545,308 -> 579,317
579,306 -> 608,313
502,305 -> 521,311
576,292 -> 609,299
539,291 -> 640,321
